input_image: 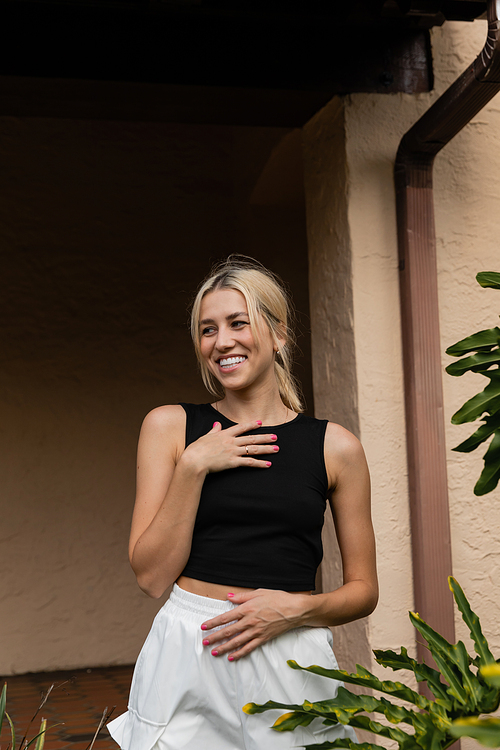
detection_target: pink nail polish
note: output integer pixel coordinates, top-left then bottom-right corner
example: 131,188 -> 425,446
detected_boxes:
271,435 -> 277,440
266,461 -> 272,467
256,420 -> 262,425
227,592 -> 235,598
213,421 -> 219,428
203,639 -> 210,646
211,649 -> 219,656
228,656 -> 234,661
201,624 -> 208,631
273,446 -> 279,452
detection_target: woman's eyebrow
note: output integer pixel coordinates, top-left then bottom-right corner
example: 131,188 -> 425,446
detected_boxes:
199,312 -> 248,326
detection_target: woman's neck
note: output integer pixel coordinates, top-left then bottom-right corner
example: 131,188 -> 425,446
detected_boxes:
214,388 -> 292,426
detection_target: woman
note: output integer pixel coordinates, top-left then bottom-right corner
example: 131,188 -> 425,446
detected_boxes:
107,256 -> 378,750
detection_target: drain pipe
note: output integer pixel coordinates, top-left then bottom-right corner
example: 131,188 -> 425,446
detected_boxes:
395,0 -> 500,663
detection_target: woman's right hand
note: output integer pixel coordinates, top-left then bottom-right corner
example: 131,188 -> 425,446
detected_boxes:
181,420 -> 279,475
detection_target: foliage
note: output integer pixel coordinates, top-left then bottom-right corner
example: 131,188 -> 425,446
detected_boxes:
449,663 -> 500,747
0,681 -> 113,750
243,578 -> 500,750
0,683 -> 49,750
445,271 -> 500,495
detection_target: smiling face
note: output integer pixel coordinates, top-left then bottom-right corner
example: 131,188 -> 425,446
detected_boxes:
198,288 -> 279,394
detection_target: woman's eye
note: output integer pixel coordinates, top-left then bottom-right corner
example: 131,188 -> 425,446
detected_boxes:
202,326 -> 216,336
231,320 -> 248,328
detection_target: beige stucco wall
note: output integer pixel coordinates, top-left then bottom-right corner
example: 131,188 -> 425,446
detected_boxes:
347,16 -> 500,673
303,100 -> 372,676
0,120 -> 312,675
305,16 -> 500,715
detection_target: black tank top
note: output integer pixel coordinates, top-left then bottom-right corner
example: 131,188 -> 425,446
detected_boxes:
179,403 -> 329,590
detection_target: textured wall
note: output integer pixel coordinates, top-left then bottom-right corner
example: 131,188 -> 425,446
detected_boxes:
303,98 -> 372,676
303,18 -> 500,722
343,15 -> 500,700
0,118 -> 312,674
433,20 -> 500,661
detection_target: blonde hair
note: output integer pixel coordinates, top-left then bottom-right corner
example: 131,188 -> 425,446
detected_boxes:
190,255 -> 304,413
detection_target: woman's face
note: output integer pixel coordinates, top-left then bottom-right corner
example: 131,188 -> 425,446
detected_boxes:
198,288 -> 278,394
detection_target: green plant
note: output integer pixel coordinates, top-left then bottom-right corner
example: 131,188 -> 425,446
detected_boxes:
243,578 -> 500,750
445,271 -> 500,495
450,663 -> 500,747
0,681 -> 113,750
0,683 -> 49,750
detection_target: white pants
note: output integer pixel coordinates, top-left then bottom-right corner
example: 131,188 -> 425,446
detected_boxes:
107,584 -> 357,750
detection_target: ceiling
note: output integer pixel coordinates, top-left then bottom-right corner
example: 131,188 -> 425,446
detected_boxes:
0,0 -> 488,126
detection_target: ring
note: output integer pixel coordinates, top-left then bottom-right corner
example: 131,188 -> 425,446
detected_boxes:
245,445 -> 249,456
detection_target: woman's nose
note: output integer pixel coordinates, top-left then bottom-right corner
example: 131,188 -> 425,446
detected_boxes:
215,326 -> 234,350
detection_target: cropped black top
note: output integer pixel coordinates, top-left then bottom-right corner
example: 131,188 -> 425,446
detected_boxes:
180,403 -> 329,591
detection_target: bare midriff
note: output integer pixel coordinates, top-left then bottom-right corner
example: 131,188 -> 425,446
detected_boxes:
177,575 -> 312,600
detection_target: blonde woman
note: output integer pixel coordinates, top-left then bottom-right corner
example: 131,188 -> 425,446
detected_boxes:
108,256 -> 378,750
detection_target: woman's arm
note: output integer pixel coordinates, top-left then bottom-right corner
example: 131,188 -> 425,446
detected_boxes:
201,422 -> 378,658
129,406 -> 276,598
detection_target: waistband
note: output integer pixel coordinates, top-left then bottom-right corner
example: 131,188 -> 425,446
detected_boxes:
170,583 -> 238,618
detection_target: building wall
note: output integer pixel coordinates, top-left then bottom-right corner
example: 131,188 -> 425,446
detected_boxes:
304,16 -> 500,707
303,99 -> 372,675
0,119 -> 312,674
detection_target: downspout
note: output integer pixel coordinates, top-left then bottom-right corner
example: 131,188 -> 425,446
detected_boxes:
395,0 -> 500,663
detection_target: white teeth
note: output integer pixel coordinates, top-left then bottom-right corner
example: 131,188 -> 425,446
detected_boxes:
219,356 -> 246,367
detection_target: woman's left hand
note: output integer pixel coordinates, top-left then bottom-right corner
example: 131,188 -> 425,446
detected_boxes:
200,589 -> 308,661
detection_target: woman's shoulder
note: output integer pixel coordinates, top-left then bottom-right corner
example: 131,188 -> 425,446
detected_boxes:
324,421 -> 367,472
141,404 -> 187,435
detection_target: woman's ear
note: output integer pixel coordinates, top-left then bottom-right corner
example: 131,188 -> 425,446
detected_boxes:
275,322 -> 287,349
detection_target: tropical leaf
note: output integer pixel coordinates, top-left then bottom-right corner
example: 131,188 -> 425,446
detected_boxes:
475,431 -> 500,495
373,647 -> 451,706
243,699 -> 305,716
450,717 -> 500,747
272,711 -> 316,731
481,664 -> 500,688
450,383 -> 500,425
446,327 -> 500,357
453,412 -> 500,453
287,661 -> 428,709
477,272 -> 500,290
446,350 -> 500,377
409,613 -> 472,707
449,577 -> 495,666
301,742 -> 386,750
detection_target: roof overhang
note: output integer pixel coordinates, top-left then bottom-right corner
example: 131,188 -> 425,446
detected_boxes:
0,0 -> 488,126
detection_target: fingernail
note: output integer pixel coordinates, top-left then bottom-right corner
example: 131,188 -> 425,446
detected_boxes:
271,435 -> 277,440
203,639 -> 210,646
201,624 -> 208,631
273,446 -> 279,452
256,421 -> 262,426
213,421 -> 219,428
228,656 -> 235,661
266,461 -> 272,467
227,592 -> 235,598
211,649 -> 219,656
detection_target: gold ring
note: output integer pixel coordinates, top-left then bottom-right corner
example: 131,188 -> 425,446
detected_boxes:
245,445 -> 249,456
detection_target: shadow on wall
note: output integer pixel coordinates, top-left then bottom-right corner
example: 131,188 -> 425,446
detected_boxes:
0,118 -> 313,675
